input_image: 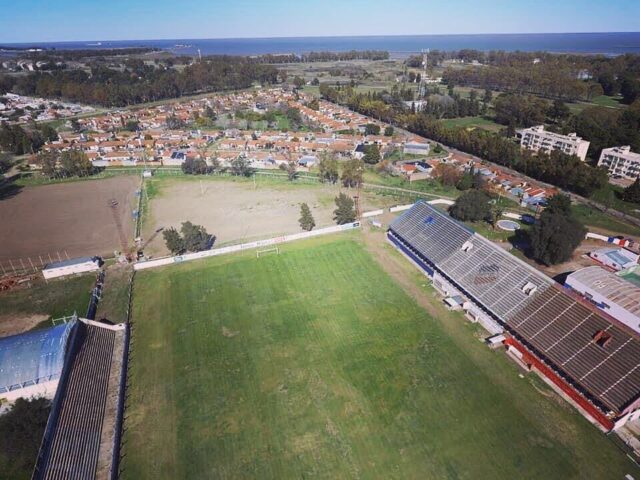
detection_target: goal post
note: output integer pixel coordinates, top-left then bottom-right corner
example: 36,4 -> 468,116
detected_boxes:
256,246 -> 280,258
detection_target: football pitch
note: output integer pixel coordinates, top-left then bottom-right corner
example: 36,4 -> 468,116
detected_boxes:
122,235 -> 637,479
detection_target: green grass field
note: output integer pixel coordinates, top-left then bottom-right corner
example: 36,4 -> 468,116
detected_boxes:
122,236 -> 638,479
440,116 -> 503,133
0,274 -> 94,323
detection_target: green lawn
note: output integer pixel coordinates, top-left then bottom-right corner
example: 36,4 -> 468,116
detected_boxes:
121,235 -> 637,479
440,116 -> 503,133
573,203 -> 640,237
0,274 -> 94,325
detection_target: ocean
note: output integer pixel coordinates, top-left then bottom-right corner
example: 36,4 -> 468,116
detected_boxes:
3,32 -> 640,57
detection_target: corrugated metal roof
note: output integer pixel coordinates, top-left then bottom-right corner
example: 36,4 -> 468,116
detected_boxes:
568,266 -> 640,316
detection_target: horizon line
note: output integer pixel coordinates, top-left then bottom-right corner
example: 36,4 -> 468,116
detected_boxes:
2,31 -> 640,46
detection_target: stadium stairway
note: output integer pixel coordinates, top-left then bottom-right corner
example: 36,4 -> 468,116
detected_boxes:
32,319 -> 128,480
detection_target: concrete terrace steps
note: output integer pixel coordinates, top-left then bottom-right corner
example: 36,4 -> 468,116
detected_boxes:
33,320 -> 127,480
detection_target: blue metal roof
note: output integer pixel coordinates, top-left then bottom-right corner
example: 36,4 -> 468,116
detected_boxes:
0,321 -> 75,393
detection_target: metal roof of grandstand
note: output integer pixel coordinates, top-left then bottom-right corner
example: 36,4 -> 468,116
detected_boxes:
389,201 -> 474,265
507,285 -> 640,414
568,266 -> 640,317
389,201 -> 552,318
390,201 -> 640,414
439,233 -> 553,319
0,321 -> 75,393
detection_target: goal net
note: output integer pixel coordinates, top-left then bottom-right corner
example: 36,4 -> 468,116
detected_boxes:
256,247 -> 280,258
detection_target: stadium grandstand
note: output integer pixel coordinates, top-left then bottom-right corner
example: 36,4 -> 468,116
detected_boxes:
30,318 -> 128,480
0,321 -> 75,402
388,200 -> 640,431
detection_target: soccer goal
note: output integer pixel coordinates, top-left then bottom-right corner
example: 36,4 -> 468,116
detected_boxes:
256,247 -> 280,258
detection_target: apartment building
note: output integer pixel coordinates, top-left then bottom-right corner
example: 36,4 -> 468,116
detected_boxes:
598,146 -> 640,179
518,125 -> 590,161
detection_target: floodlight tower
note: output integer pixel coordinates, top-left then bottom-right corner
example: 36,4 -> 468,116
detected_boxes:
418,48 -> 429,98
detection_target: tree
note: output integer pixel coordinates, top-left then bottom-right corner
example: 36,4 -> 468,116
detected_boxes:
365,124 -> 380,135
298,203 -> 315,231
433,163 -> 461,187
0,397 -> 51,479
163,227 -> 185,255
494,93 -> 549,127
449,190 -> 491,222
620,75 -> 640,105
166,115 -> 185,130
230,156 -> 254,177
280,160 -> 298,181
0,152 -> 13,174
341,158 -> 364,188
482,88 -> 493,104
333,193 -> 356,225
485,203 -> 504,229
529,199 -> 586,265
623,178 -> 640,204
60,149 -> 92,177
292,76 -> 305,89
181,157 -> 209,175
125,120 -> 139,132
456,172 -> 474,191
181,221 -> 213,252
384,126 -> 394,136
548,99 -> 570,123
362,144 -> 381,164
318,153 -> 339,183
545,193 -> 573,216
285,107 -> 302,128
35,150 -> 58,177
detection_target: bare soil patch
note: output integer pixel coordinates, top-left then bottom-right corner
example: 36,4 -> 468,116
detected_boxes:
0,176 -> 139,268
143,178 -> 396,256
0,313 -> 48,337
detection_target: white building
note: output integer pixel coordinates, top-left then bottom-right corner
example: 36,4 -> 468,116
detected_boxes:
589,247 -> 639,271
518,125 -> 590,161
42,256 -> 102,280
403,142 -> 431,156
565,266 -> 640,336
597,146 -> 640,180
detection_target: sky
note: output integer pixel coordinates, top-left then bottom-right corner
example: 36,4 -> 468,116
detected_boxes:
0,0 -> 639,43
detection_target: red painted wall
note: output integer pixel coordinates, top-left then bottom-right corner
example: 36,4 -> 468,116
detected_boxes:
504,337 -> 615,431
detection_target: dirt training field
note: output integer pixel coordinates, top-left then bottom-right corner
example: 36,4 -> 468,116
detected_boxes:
143,177 -> 396,256
0,176 -> 139,269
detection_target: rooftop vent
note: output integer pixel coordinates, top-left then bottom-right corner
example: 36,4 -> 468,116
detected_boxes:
461,241 -> 474,253
522,282 -> 537,296
593,330 -> 612,348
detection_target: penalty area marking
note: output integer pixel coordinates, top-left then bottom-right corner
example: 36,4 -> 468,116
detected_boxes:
256,246 -> 280,258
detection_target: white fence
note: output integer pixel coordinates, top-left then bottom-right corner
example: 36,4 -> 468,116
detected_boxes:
362,209 -> 384,218
389,204 -> 414,213
134,222 -> 361,271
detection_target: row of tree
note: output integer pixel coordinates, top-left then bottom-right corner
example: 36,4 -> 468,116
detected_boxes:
251,50 -> 389,64
1,57 -> 280,107
163,221 -> 214,255
319,84 -> 609,197
34,149 -> 97,178
0,121 -> 58,155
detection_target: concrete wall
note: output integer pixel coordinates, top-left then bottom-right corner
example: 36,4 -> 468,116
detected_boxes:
1,380 -> 58,402
135,222 -> 361,271
43,262 -> 100,280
